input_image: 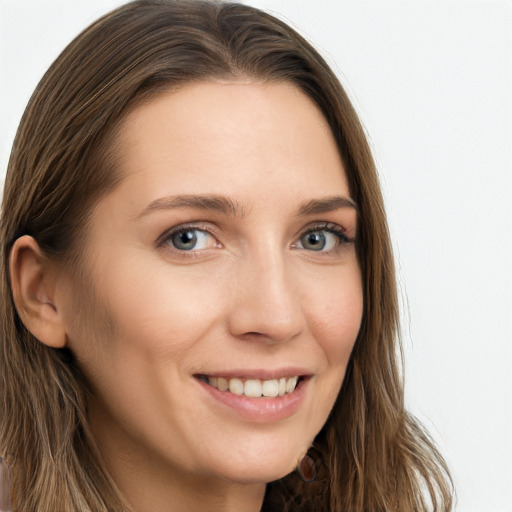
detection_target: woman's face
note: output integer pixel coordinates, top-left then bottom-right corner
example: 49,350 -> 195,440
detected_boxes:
61,81 -> 363,490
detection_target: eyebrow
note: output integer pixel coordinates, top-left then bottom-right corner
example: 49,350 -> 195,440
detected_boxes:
137,194 -> 246,218
137,193 -> 357,219
296,196 -> 357,216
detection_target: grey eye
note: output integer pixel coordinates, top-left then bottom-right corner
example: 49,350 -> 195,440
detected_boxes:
170,229 -> 212,251
300,231 -> 327,251
298,230 -> 340,252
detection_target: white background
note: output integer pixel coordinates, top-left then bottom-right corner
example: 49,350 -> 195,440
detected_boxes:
1,1 -> 511,511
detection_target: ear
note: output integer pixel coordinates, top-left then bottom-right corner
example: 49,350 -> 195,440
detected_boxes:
9,235 -> 67,348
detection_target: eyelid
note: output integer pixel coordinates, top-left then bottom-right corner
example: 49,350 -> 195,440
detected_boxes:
299,222 -> 354,242
291,221 -> 356,256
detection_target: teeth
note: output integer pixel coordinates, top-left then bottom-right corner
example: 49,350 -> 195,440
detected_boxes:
217,377 -> 229,391
205,375 -> 300,397
229,378 -> 244,395
262,379 -> 279,397
244,379 -> 262,397
278,377 -> 286,396
286,376 -> 298,393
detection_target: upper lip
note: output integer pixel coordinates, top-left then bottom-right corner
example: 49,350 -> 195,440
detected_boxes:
195,367 -> 313,380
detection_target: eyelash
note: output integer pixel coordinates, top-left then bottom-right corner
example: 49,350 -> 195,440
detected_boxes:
297,222 -> 354,250
157,221 -> 354,257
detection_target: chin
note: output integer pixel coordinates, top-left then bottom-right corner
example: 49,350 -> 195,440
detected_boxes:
217,463 -> 296,485
204,440 -> 307,485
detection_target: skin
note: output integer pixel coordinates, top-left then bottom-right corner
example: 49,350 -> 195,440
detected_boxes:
12,81 -> 363,512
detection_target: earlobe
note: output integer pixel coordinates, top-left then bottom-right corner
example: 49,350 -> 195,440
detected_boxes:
9,235 -> 67,348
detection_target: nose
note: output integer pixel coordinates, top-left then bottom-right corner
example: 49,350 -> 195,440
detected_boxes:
227,249 -> 305,344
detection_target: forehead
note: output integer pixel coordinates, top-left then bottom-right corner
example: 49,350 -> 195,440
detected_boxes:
111,80 -> 349,209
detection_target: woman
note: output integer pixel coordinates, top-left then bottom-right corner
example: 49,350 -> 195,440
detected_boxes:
0,1 -> 453,511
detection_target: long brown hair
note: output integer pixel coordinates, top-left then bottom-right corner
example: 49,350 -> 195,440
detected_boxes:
0,1 -> 453,510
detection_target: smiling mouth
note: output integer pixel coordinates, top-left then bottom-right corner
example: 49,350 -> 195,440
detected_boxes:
196,375 -> 304,398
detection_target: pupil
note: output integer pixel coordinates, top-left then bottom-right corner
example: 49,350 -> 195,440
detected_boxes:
303,232 -> 325,251
173,230 -> 197,250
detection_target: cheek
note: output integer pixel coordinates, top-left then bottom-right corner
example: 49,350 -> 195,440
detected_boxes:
305,266 -> 363,364
299,264 -> 363,421
71,256 -> 237,412
107,263 -> 227,353
63,260 -> 223,442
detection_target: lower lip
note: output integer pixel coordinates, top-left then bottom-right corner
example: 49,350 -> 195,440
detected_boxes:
197,377 -> 309,422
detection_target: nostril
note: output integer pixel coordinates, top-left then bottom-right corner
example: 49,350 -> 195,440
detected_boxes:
239,331 -> 289,345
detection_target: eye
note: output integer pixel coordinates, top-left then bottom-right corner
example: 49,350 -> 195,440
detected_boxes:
165,227 -> 217,251
298,230 -> 337,251
295,224 -> 352,253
